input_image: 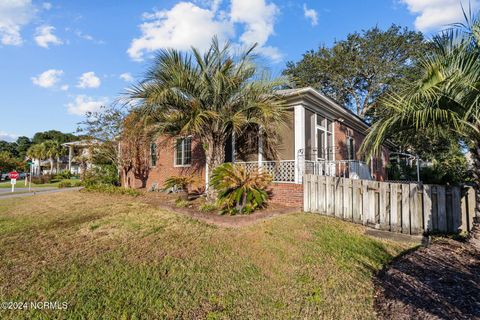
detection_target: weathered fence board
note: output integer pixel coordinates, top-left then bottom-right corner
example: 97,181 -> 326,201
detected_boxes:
303,174 -> 477,235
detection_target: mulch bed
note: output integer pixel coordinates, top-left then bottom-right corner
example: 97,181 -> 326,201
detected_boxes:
138,191 -> 299,228
374,238 -> 480,320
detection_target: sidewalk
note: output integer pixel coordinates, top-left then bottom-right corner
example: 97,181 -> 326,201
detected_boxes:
0,187 -> 82,200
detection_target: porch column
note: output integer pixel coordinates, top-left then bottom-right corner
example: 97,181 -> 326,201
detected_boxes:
257,127 -> 263,168
68,145 -> 73,172
294,105 -> 305,183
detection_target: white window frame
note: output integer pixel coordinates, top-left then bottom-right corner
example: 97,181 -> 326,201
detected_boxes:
346,136 -> 355,160
174,136 -> 192,167
150,142 -> 158,167
314,114 -> 335,161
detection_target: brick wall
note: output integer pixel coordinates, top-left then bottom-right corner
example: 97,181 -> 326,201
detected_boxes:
334,121 -> 389,181
124,136 -> 207,191
269,182 -> 304,208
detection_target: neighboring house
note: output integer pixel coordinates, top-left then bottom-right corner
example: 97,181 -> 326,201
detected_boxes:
123,87 -> 390,205
62,140 -> 96,175
30,140 -> 96,176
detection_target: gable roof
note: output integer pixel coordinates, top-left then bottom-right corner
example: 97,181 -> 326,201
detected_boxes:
276,87 -> 370,132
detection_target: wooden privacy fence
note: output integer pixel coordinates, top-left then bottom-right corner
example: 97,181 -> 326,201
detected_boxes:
303,174 -> 477,235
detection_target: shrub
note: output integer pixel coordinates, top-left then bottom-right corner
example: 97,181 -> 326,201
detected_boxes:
82,184 -> 140,196
82,164 -> 119,187
54,170 -> 73,180
210,163 -> 272,215
57,181 -> 72,188
31,174 -> 54,184
163,175 -> 196,193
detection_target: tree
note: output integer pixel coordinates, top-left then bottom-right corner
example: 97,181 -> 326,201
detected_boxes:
127,38 -> 287,200
283,24 -> 428,116
0,151 -> 22,173
360,13 -> 480,182
32,130 -> 77,145
119,112 -> 152,188
0,141 -> 18,157
78,105 -> 129,185
15,136 -> 31,159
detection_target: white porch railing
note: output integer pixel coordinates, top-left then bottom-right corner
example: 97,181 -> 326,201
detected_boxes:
303,160 -> 372,180
235,161 -> 296,183
235,160 -> 371,183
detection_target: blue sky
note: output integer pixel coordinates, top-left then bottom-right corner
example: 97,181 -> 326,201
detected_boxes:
0,0 -> 477,141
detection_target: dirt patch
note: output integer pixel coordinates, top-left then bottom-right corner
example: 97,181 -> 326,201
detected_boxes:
374,238 -> 480,319
138,192 -> 300,228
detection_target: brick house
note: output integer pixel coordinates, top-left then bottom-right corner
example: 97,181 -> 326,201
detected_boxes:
123,87 -> 390,207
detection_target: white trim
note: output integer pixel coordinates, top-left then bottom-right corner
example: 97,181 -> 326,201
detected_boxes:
294,105 -> 305,183
173,136 -> 192,167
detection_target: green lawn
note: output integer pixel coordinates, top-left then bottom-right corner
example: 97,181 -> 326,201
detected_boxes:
0,179 -> 79,189
0,192 -> 412,319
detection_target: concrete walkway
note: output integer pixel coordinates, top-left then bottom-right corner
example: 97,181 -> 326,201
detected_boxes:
0,187 -> 82,200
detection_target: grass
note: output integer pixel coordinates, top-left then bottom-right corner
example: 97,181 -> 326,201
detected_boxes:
0,192 -> 413,319
0,179 -> 79,189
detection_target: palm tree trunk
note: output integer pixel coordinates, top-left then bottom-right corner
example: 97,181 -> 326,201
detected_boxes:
206,140 -> 226,202
50,159 -> 54,174
469,143 -> 480,247
56,157 -> 60,174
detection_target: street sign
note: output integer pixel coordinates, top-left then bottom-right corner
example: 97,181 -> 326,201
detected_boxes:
8,171 -> 19,180
10,177 -> 17,193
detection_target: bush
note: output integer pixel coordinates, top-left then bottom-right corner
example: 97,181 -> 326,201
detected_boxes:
57,181 -> 72,188
31,174 -> 54,184
82,164 -> 119,187
54,170 -> 73,180
210,163 -> 272,215
57,180 -> 82,188
82,184 -> 140,196
163,175 -> 196,193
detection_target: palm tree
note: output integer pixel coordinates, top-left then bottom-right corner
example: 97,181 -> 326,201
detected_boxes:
40,140 -> 65,174
127,37 -> 288,199
27,143 -> 47,175
360,12 -> 480,180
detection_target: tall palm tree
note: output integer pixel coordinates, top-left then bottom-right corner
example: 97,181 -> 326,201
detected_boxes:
42,140 -> 64,174
27,143 -> 47,175
361,12 -> 480,181
127,37 -> 288,199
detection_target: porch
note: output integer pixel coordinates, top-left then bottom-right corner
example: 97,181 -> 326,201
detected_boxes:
235,159 -> 371,183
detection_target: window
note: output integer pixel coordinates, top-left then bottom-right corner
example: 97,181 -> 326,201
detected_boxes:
315,114 -> 334,160
346,137 -> 355,160
175,137 -> 192,166
150,143 -> 157,167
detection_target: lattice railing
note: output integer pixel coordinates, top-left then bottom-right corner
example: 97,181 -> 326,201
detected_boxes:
235,161 -> 296,183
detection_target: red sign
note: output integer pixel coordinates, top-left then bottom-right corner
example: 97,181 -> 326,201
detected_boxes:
8,171 -> 19,180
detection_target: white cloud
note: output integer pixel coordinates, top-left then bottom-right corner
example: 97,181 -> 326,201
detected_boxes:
66,95 -> 108,115
0,131 -> 18,142
34,25 -> 63,48
77,72 -> 101,88
401,0 -> 480,31
303,3 -> 318,26
0,0 -> 35,46
74,30 -> 105,44
128,0 -> 282,62
60,84 -> 69,91
120,72 -> 134,82
128,2 -> 234,61
42,2 -> 52,10
31,69 -> 64,88
230,0 -> 280,60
